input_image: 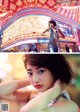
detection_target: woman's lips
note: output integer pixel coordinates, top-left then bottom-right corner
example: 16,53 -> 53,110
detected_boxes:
35,85 -> 43,89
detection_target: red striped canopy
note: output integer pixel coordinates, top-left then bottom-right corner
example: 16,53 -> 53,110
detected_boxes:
0,0 -> 80,25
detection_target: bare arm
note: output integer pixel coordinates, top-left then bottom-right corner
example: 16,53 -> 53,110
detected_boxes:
20,80 -> 62,111
42,28 -> 49,35
0,79 -> 30,96
0,88 -> 32,102
20,80 -> 78,112
58,29 -> 65,38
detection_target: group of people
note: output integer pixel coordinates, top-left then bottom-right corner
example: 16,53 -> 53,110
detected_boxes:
0,54 -> 78,112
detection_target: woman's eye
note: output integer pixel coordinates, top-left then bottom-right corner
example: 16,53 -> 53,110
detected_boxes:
27,72 -> 33,77
38,69 -> 45,74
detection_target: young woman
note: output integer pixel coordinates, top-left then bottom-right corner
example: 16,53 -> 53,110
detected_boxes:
0,54 -> 78,112
42,20 -> 65,52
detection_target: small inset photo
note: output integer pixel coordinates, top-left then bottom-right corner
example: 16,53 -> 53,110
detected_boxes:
0,103 -> 9,112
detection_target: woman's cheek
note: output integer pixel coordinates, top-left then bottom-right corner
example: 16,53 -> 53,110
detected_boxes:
29,78 -> 33,84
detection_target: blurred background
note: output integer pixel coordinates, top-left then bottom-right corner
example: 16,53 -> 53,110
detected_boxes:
0,53 -> 80,112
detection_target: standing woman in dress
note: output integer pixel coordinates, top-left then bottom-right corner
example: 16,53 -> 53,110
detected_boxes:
42,20 -> 65,52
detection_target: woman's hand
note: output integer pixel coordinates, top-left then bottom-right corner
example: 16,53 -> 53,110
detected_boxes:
41,33 -> 45,36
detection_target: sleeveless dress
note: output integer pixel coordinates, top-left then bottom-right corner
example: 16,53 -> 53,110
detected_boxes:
48,28 -> 59,52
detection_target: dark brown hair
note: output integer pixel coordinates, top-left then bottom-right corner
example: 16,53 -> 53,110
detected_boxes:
23,54 -> 73,84
48,20 -> 56,27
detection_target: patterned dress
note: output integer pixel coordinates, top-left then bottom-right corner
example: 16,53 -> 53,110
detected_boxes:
48,28 -> 59,52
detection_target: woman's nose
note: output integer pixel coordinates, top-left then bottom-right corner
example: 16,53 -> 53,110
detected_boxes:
33,74 -> 39,83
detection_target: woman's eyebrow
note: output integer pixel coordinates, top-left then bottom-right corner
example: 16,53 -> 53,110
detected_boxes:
27,69 -> 32,71
27,67 -> 43,71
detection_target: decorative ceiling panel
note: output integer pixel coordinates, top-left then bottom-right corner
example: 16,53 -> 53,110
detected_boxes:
0,0 -> 80,25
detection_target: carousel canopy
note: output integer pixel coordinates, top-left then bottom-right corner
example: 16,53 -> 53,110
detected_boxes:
0,0 -> 80,26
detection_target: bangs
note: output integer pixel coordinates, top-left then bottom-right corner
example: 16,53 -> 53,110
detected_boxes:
23,54 -> 47,69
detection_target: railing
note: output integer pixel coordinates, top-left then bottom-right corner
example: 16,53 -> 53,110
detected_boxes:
1,32 -> 76,49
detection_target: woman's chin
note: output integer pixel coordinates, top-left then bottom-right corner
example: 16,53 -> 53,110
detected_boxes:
37,88 -> 47,92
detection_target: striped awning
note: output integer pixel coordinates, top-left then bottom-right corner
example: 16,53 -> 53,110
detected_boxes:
0,0 -> 80,25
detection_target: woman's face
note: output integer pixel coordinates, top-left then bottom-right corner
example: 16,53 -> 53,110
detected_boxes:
49,23 -> 55,28
27,64 -> 54,92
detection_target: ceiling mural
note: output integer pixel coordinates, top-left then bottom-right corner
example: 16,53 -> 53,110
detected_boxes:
2,16 -> 50,43
0,0 -> 80,26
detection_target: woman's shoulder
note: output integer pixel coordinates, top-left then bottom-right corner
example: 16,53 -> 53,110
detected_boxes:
52,99 -> 78,112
